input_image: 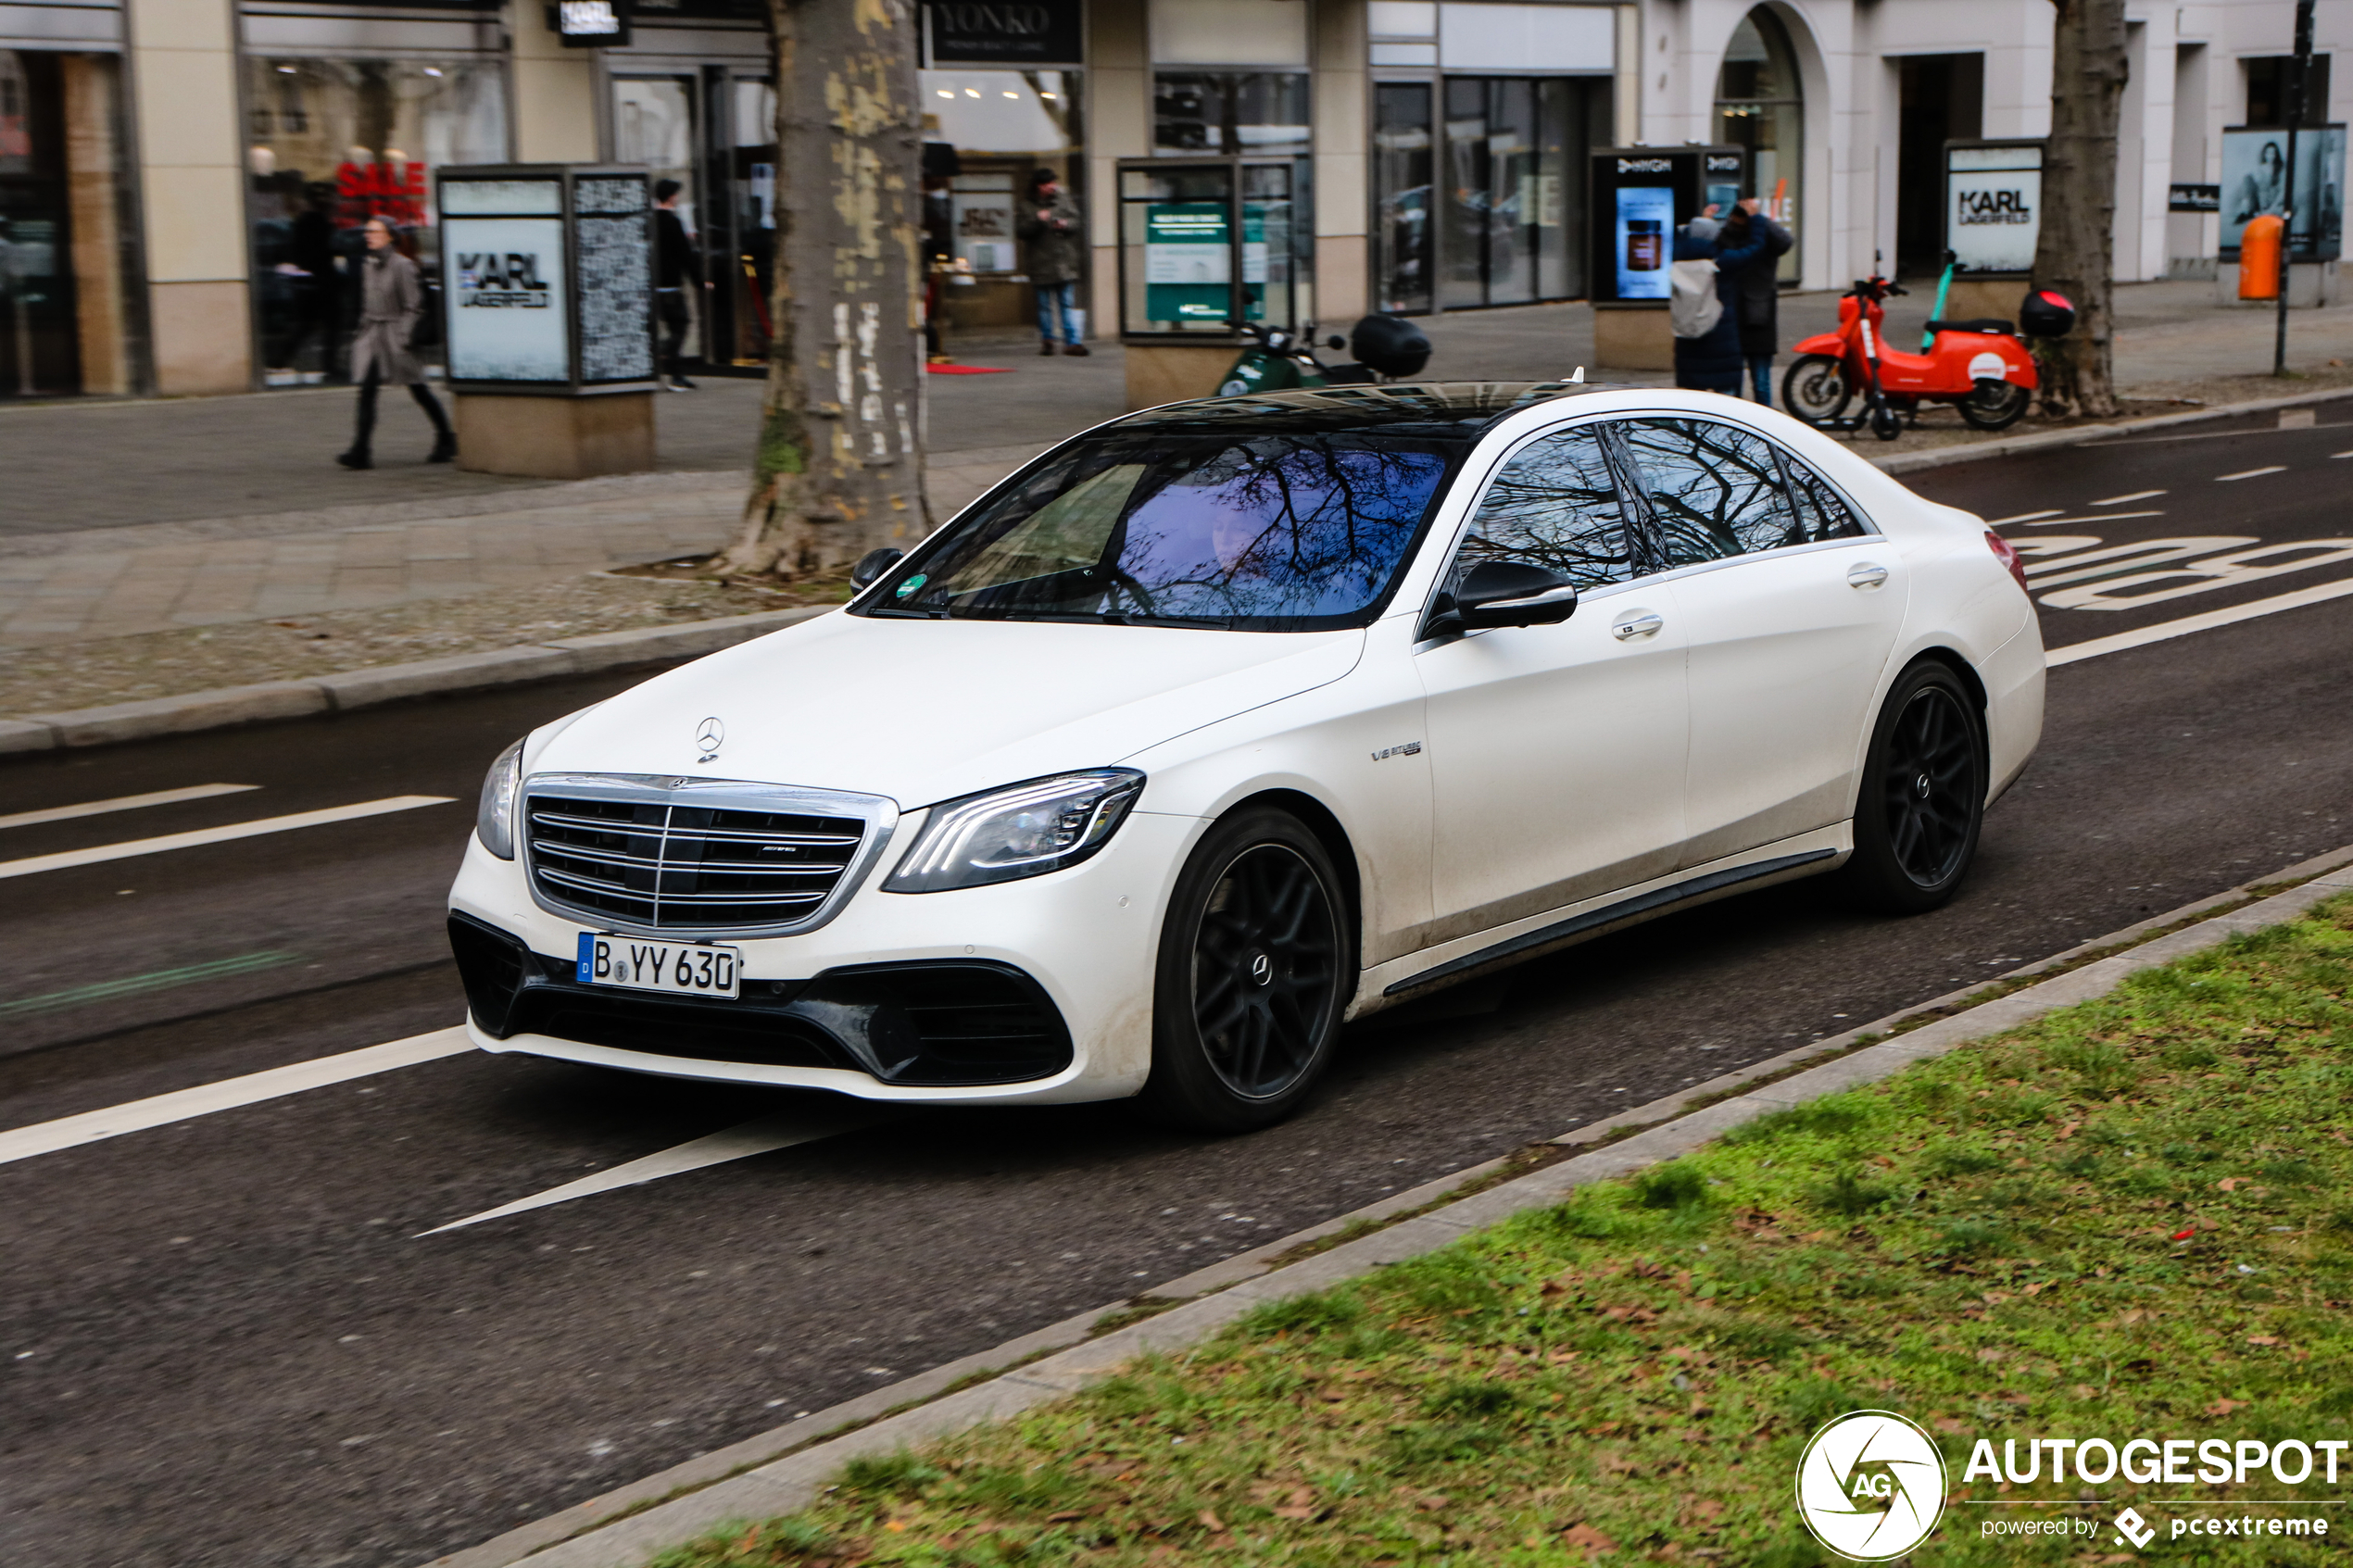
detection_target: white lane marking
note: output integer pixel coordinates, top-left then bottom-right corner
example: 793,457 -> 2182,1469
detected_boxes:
2332,450 -> 2353,459
0,796 -> 455,880
2018,510 -> 2165,527
2049,574 -> 2353,666
1987,509 -> 2062,525
0,784 -> 260,832
0,1027 -> 471,1168
2216,466 -> 2288,482
2090,490 -> 2167,506
417,1106 -> 894,1236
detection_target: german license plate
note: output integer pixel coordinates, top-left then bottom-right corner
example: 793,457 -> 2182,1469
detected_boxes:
576,934 -> 741,998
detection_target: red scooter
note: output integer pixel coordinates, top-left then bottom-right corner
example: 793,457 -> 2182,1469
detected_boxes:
1783,270 -> 2062,440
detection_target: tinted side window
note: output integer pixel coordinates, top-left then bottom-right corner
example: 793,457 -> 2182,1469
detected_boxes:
1617,418 -> 1806,567
1449,426 -> 1633,591
1780,451 -> 1869,541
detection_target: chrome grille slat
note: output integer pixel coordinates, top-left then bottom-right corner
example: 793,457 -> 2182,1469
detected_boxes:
525,785 -> 874,934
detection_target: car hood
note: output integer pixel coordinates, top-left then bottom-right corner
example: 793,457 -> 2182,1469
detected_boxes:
532,611 -> 1366,808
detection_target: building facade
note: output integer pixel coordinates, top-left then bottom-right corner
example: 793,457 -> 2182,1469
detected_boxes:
0,0 -> 2340,399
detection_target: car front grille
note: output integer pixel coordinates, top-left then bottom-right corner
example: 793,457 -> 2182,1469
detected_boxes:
522,777 -> 891,935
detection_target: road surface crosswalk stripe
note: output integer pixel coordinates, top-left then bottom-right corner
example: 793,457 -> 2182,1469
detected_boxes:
0,796 -> 456,880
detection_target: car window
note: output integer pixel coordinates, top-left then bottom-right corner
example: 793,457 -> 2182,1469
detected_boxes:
1615,418 -> 1806,568
869,433 -> 1459,632
1779,450 -> 1870,541
1446,425 -> 1633,594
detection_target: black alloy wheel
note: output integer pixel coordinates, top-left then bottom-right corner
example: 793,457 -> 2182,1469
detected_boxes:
1835,661 -> 1987,914
1957,377 -> 2032,431
1139,809 -> 1353,1132
1781,354 -> 1853,425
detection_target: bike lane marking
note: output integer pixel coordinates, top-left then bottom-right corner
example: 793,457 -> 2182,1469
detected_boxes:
0,1027 -> 470,1167
0,784 -> 259,833
0,796 -> 455,880
2046,573 -> 2353,666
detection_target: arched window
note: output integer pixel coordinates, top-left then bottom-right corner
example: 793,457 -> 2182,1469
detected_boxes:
1714,7 -> 1803,282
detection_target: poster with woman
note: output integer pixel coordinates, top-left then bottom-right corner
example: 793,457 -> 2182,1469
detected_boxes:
2221,125 -> 2346,260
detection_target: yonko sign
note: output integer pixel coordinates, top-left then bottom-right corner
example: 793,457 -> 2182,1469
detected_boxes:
1796,1411 -> 2346,1557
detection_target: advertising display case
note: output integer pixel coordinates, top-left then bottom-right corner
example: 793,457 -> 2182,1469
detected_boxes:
1586,145 -> 1744,304
2220,124 -> 2346,261
435,164 -> 657,477
1944,140 -> 2043,276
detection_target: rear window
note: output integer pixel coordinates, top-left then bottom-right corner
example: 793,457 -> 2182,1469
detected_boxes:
860,432 -> 1459,632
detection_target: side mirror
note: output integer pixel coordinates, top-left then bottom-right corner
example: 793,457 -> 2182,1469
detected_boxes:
850,547 -> 904,590
1424,560 -> 1578,639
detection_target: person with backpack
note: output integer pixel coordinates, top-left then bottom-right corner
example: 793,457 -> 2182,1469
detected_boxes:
1718,199 -> 1793,406
1669,204 -> 1771,395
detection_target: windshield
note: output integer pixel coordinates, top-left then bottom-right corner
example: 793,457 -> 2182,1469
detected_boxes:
861,432 -> 1459,631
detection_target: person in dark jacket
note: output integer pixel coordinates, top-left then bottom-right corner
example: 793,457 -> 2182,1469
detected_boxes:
653,179 -> 706,390
338,217 -> 454,469
1718,199 -> 1794,406
1670,217 -> 1772,395
1017,169 -> 1088,356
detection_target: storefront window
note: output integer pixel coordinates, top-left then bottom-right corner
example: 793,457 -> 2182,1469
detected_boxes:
1714,9 -> 1803,282
1,49 -> 132,397
612,76 -> 699,361
245,57 -> 507,383
1375,82 -> 1434,314
1154,72 -> 1308,157
1118,159 -> 1299,335
920,69 -> 1083,334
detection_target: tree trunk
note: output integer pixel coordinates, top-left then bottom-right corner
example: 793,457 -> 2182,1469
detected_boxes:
2032,0 -> 2130,419
721,0 -> 927,579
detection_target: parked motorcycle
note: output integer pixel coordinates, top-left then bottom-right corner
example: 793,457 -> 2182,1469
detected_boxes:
1216,313 -> 1433,396
1782,270 -> 2073,441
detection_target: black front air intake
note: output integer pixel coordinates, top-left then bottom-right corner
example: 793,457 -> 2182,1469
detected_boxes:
446,913 -> 1073,1086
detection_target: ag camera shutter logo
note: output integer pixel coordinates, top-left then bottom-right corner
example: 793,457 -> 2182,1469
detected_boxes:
1794,1411 -> 1946,1561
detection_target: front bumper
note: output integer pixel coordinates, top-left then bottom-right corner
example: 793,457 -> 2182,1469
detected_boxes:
446,808 -> 1200,1104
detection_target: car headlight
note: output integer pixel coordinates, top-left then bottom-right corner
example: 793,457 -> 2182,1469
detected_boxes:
884,769 -> 1144,893
476,737 -> 522,859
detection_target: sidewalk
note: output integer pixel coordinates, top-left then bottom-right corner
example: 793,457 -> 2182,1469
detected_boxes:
4,282 -> 2352,708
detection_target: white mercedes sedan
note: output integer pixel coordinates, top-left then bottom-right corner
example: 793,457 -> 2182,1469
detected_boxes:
447,383 -> 2043,1131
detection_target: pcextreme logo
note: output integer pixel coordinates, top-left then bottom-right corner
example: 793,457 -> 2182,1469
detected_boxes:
1794,1411 -> 1947,1562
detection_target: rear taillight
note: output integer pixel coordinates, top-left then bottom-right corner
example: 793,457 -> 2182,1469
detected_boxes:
1985,530 -> 2031,595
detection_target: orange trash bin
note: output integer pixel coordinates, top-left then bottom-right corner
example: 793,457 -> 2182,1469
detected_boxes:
2240,212 -> 2285,300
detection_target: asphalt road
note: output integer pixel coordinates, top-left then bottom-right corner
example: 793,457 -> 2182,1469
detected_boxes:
6,402 -> 2353,1568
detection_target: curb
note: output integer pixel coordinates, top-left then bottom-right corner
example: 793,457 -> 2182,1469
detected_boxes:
427,841 -> 2353,1568
0,608 -> 829,757
15,383 -> 2353,762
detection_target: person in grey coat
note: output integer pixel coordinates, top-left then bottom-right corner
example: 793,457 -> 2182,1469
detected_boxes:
1718,200 -> 1793,406
1017,169 -> 1088,356
339,216 -> 455,470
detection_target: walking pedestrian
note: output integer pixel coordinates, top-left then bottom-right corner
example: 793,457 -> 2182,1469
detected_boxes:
337,216 -> 454,470
653,178 -> 706,389
1719,198 -> 1793,406
1669,208 -> 1772,396
1018,169 -> 1088,357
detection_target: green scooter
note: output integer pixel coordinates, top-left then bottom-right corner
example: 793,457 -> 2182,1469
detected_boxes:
1214,315 -> 1433,397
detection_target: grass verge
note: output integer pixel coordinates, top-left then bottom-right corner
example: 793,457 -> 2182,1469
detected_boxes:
648,899 -> 2353,1566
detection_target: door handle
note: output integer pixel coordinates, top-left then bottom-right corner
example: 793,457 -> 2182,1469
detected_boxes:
1846,562 -> 1890,589
1611,613 -> 1665,641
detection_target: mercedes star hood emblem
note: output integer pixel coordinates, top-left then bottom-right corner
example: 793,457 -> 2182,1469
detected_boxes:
695,716 -> 724,762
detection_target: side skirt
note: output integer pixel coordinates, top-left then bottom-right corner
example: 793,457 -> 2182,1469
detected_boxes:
1373,847 -> 1842,1005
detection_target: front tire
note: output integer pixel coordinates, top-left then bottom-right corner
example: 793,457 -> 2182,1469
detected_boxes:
1781,355 -> 1852,425
1835,661 -> 1987,914
1138,809 -> 1353,1133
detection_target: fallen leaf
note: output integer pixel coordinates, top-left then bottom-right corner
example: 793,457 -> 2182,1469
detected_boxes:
1047,1511 -> 1086,1523
2219,1177 -> 2247,1192
1272,1505 -> 1315,1520
1198,1510 -> 1226,1533
2056,1122 -> 2081,1141
1933,1417 -> 1969,1435
2120,1309 -> 2146,1325
2171,1228 -> 2197,1241
2207,1398 -> 2248,1416
2248,1335 -> 2282,1347
1563,1522 -> 1620,1552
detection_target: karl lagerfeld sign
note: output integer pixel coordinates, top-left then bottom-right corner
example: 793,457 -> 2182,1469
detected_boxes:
436,167 -> 654,392
1945,140 -> 2043,275
924,0 -> 1082,66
